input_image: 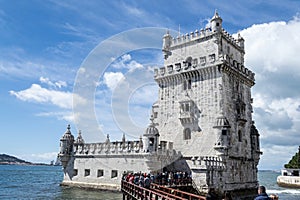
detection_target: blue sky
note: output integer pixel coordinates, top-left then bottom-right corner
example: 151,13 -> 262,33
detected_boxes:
1,0 -> 300,170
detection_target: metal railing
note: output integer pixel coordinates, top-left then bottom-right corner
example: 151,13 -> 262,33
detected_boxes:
121,180 -> 206,200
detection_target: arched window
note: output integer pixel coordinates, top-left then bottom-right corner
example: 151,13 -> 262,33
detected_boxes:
184,128 -> 191,140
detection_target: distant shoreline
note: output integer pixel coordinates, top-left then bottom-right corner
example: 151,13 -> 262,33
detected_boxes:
0,153 -> 60,166
0,162 -> 56,166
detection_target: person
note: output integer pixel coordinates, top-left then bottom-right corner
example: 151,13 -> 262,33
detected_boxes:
206,188 -> 218,200
139,175 -> 144,187
223,192 -> 232,200
254,186 -> 272,200
144,175 -> 151,189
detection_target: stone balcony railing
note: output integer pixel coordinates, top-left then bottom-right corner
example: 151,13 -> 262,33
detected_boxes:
190,156 -> 225,171
74,140 -> 143,155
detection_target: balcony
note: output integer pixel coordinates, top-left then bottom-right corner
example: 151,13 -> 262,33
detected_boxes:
179,111 -> 195,124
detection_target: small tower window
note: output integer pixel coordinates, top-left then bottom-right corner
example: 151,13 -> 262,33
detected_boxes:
209,54 -> 215,63
73,169 -> 78,176
84,169 -> 90,176
97,169 -> 104,177
216,22 -> 220,27
149,138 -> 154,146
111,170 -> 118,178
238,130 -> 242,142
184,128 -> 191,140
175,63 -> 181,71
167,65 -> 173,73
222,130 -> 227,135
192,58 -> 198,67
200,56 -> 206,66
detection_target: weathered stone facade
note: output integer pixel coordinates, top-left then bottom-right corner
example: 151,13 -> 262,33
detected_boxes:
58,124 -> 181,190
152,11 -> 262,197
58,11 -> 262,199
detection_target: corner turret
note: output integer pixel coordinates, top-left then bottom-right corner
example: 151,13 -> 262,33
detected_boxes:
74,130 -> 84,144
74,130 -> 84,154
210,10 -> 222,32
250,121 -> 262,160
237,33 -> 245,50
162,30 -> 172,59
58,124 -> 74,169
143,116 -> 160,153
213,113 -> 231,155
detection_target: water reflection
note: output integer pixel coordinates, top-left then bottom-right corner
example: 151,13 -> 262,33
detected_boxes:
55,186 -> 123,200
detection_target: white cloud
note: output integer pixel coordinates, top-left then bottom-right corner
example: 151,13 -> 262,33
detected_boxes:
9,81 -> 87,113
129,84 -> 158,105
240,16 -> 300,169
36,111 -> 74,122
111,53 -> 144,71
243,20 -> 300,73
259,145 -> 298,170
0,47 -> 77,84
128,60 -> 143,72
103,72 -> 125,91
10,84 -> 73,109
40,76 -> 67,88
0,59 -> 43,79
121,54 -> 131,62
123,4 -> 144,16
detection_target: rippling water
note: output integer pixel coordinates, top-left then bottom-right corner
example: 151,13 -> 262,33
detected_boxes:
258,170 -> 300,200
0,165 -> 122,200
0,165 -> 299,199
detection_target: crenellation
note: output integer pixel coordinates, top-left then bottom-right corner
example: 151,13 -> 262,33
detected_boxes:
74,139 -> 145,156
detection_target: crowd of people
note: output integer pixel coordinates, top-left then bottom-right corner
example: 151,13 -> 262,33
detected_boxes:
123,172 -> 153,189
123,172 -> 279,200
122,171 -> 192,189
154,171 -> 192,185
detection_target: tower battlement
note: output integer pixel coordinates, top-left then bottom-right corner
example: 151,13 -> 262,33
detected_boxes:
163,28 -> 244,51
157,11 -> 254,86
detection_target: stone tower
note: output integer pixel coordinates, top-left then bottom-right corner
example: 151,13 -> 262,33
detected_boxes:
142,116 -> 160,153
58,124 -> 75,181
153,11 -> 262,197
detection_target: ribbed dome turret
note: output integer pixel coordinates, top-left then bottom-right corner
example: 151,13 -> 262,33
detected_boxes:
144,117 -> 159,137
61,124 -> 74,141
143,116 -> 160,153
213,114 -> 231,128
59,124 -> 74,169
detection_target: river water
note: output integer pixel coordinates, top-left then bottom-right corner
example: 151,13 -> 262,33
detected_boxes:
0,165 -> 299,199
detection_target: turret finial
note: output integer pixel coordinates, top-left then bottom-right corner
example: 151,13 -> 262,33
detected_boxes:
65,124 -> 71,134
